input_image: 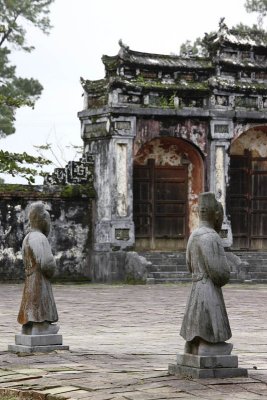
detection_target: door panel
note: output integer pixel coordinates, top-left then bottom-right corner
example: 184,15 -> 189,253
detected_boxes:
133,165 -> 152,238
133,159 -> 188,250
229,153 -> 267,250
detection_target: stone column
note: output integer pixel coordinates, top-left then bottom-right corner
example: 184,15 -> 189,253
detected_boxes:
209,118 -> 233,247
81,115 -> 136,281
109,117 -> 136,250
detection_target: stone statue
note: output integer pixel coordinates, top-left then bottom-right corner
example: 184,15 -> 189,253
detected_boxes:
180,192 -> 232,356
18,202 -> 59,335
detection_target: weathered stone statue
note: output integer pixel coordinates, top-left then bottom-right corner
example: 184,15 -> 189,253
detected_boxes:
168,192 -> 247,378
180,192 -> 232,355
9,202 -> 69,353
18,202 -> 59,335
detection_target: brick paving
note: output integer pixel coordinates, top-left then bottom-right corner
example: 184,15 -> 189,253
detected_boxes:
0,283 -> 266,399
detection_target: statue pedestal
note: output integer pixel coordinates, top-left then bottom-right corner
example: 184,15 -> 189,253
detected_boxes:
8,334 -> 69,353
168,353 -> 248,379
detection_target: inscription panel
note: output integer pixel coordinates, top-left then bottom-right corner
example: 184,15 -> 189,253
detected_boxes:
115,229 -> 130,241
115,121 -> 131,130
83,122 -> 108,139
214,124 -> 229,134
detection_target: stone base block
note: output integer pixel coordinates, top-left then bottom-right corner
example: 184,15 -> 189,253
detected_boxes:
15,334 -> 63,346
8,344 -> 69,354
169,353 -> 248,379
8,334 -> 69,353
176,353 -> 238,369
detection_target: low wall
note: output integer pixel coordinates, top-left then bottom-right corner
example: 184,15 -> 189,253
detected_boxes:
0,184 -> 94,282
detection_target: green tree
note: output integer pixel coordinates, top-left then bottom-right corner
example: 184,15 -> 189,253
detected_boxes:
0,0 -> 54,135
245,0 -> 267,27
180,38 -> 207,57
0,150 -> 50,184
179,3 -> 267,57
0,0 -> 54,182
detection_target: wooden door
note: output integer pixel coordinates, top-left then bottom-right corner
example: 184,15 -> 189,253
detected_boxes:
133,159 -> 188,250
250,156 -> 267,249
228,152 -> 267,249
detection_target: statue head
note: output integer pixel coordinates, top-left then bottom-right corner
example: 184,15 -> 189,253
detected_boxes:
198,192 -> 217,228
198,192 -> 224,231
28,202 -> 51,237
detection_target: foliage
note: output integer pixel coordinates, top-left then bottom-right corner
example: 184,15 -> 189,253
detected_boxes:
0,0 -> 54,50
179,1 -> 267,56
179,24 -> 266,57
0,0 -> 54,182
201,21 -> 267,56
0,150 -> 50,184
245,0 -> 267,27
0,0 -> 54,136
180,37 -> 208,57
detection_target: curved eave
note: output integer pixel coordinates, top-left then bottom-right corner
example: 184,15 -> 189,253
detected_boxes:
102,49 -> 213,70
209,77 -> 267,94
109,77 -> 210,93
125,55 -> 213,70
102,55 -> 120,71
81,78 -> 109,95
218,58 -> 267,70
211,34 -> 267,50
221,37 -> 267,49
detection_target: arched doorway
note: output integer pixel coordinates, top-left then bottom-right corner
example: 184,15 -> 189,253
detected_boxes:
228,127 -> 267,250
133,137 -> 204,250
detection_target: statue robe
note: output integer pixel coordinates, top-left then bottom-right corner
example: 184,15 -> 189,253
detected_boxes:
180,226 -> 231,343
18,231 -> 58,325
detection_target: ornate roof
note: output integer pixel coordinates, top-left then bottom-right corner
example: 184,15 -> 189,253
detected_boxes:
102,42 -> 213,71
218,56 -> 267,70
81,22 -> 267,111
209,76 -> 267,94
203,18 -> 267,51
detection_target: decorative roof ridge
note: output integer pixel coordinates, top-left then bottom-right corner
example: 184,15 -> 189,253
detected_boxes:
229,27 -> 266,36
80,77 -> 108,86
80,77 -> 109,94
119,44 -> 209,62
102,39 -> 210,63
109,75 -> 210,91
209,75 -> 267,93
205,18 -> 267,49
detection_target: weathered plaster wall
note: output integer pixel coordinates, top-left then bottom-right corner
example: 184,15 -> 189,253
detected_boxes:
135,118 -> 208,157
233,123 -> 267,144
83,116 -> 136,253
134,137 -> 204,233
231,128 -> 267,157
82,116 -> 136,282
116,143 -> 128,217
215,146 -> 226,210
0,186 -> 93,282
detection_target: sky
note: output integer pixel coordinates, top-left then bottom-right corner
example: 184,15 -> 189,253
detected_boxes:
1,0 -> 257,183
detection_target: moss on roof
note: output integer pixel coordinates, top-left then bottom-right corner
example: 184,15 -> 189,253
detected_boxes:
121,77 -> 210,92
204,24 -> 267,52
218,56 -> 267,70
209,76 -> 267,94
102,48 -> 213,70
81,78 -> 109,94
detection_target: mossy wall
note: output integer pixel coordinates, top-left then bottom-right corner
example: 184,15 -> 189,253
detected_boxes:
0,184 -> 94,282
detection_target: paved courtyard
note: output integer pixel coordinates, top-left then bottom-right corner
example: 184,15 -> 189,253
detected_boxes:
0,283 -> 266,399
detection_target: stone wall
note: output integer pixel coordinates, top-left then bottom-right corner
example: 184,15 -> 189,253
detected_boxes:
0,184 -> 94,282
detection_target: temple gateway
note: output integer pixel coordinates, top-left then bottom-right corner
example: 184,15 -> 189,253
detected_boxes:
78,24 -> 267,279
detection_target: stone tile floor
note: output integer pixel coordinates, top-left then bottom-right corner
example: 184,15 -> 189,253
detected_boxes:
0,283 -> 266,399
